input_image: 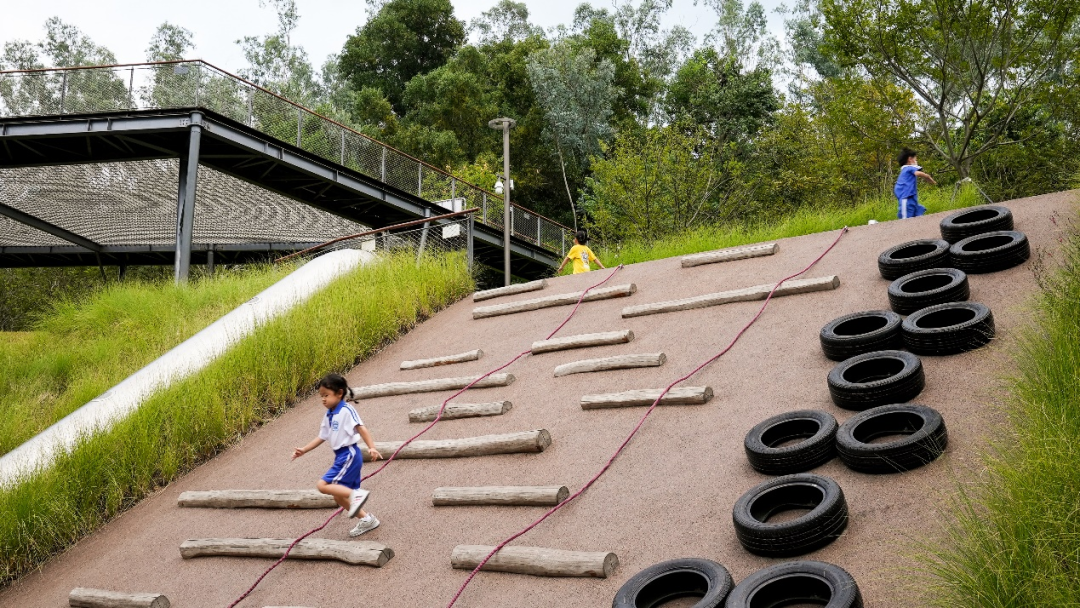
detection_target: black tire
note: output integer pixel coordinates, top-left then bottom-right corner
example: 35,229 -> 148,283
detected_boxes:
836,403 -> 948,474
724,561 -> 863,608
887,268 -> 969,316
902,302 -> 995,356
877,239 -> 952,280
950,230 -> 1030,274
731,474 -> 848,558
819,310 -> 903,361
939,205 -> 1014,243
827,350 -> 925,411
613,558 -> 734,608
744,410 -> 838,475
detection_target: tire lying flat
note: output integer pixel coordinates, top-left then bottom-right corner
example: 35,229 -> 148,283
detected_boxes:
744,410 -> 838,475
819,310 -> 903,361
877,239 -> 952,280
887,267 -> 969,315
724,561 -> 863,608
732,473 -> 848,558
950,230 -> 1030,274
939,205 -> 1014,243
827,350 -> 925,411
613,558 -> 733,608
902,301 -> 995,355
836,403 -> 948,473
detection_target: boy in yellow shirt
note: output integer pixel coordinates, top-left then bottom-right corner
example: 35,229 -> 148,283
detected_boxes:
556,231 -> 606,274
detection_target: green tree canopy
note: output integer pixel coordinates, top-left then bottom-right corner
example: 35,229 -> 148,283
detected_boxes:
339,0 -> 466,112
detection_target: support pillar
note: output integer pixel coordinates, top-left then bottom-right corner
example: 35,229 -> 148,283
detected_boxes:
416,208 -> 431,265
175,119 -> 202,284
207,249 -> 215,276
466,214 -> 475,271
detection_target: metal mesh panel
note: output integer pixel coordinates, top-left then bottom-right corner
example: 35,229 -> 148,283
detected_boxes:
0,160 -> 365,247
315,216 -> 473,264
0,61 -> 573,253
0,215 -> 69,246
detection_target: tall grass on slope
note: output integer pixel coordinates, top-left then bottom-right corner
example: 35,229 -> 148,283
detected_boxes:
596,185 -> 983,266
921,212 -> 1080,606
0,265 -> 292,456
0,252 -> 473,585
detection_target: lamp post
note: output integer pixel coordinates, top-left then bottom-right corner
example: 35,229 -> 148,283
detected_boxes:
488,117 -> 516,286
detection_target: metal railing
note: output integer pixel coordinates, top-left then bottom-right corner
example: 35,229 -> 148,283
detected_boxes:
0,60 -> 572,255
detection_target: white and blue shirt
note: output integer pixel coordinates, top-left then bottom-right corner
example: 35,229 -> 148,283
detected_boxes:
894,164 -> 920,199
319,401 -> 364,451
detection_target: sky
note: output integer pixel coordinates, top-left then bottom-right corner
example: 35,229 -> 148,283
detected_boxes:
0,0 -> 789,74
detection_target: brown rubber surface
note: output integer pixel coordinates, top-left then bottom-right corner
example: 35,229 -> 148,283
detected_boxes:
2,192 -> 1074,608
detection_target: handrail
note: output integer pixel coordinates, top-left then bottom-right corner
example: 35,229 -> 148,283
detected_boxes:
0,59 -> 573,243
275,208 -> 476,263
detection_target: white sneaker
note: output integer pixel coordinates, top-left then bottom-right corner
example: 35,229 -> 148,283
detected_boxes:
347,488 -> 370,518
349,514 -> 380,537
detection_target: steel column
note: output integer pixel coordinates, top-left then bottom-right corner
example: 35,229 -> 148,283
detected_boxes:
466,214 -> 474,270
416,208 -> 431,265
174,120 -> 203,283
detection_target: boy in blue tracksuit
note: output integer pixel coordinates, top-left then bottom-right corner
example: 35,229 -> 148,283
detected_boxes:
894,148 -> 937,219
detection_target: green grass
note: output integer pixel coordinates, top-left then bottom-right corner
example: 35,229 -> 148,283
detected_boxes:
920,205 -> 1080,606
0,264 -> 292,456
593,185 -> 984,266
0,252 -> 473,585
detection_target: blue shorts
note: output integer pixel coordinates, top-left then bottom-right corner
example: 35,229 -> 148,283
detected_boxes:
322,444 -> 363,489
897,197 -> 926,219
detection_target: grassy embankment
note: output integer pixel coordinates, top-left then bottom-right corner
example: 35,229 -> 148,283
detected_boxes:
0,252 -> 472,585
921,209 -> 1080,606
594,185 -> 983,265
0,265 -> 292,456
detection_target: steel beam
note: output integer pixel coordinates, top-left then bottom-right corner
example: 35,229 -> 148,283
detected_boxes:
174,119 -> 202,283
0,201 -> 103,251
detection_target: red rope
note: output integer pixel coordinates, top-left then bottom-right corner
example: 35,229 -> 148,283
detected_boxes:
226,265 -> 625,607
445,227 -> 849,607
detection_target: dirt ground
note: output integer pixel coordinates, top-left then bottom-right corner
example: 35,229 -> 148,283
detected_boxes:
1,192 -> 1074,608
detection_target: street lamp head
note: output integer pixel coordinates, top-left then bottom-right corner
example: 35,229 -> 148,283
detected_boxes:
487,117 -> 517,130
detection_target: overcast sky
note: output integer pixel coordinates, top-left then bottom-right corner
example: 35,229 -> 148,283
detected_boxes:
0,0 -> 789,73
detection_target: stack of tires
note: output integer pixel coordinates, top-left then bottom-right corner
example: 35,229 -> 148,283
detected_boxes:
611,206 -> 1028,608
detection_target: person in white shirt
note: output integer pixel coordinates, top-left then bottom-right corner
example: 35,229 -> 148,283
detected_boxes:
292,373 -> 383,536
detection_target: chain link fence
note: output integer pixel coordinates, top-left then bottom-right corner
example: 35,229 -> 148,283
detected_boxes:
297,214 -> 475,270
0,61 -> 572,257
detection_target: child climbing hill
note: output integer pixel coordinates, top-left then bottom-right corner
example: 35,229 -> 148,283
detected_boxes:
557,230 -> 606,274
292,373 -> 383,536
895,148 -> 937,219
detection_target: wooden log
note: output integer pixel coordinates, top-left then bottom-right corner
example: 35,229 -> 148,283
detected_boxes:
408,401 -> 512,423
351,373 -> 514,399
531,330 -> 635,354
473,284 -> 637,320
361,429 -> 550,461
621,275 -> 840,319
69,588 -> 169,608
400,349 -> 483,371
681,243 -> 778,268
179,538 -> 393,567
580,386 -> 714,410
451,545 -> 618,578
473,279 -> 548,302
177,489 -> 335,509
553,353 -> 665,378
433,485 -> 569,506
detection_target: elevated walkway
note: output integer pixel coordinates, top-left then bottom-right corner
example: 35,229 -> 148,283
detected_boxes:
0,61 -> 570,279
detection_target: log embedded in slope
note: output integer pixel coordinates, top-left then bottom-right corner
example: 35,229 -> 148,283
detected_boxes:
531,330 -> 635,354
433,485 -> 569,506
69,588 -> 169,608
360,429 -> 550,461
400,349 -> 483,371
622,276 -> 840,318
473,279 -> 548,302
408,401 -> 512,423
580,386 -> 714,410
681,243 -> 779,268
451,545 -> 618,578
351,373 -> 514,399
473,284 -> 637,319
179,538 -> 393,567
177,489 -> 336,509
553,353 -> 666,377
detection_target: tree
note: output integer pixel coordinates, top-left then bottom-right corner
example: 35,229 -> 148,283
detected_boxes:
470,0 -> 543,45
146,23 -> 194,62
339,0 -> 466,112
823,0 -> 1080,178
701,0 -> 782,71
526,42 -> 619,230
237,0 -> 320,104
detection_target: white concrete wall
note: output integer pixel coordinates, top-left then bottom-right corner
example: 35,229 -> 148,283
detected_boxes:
0,249 -> 373,486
